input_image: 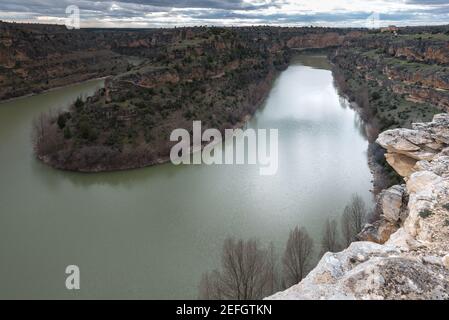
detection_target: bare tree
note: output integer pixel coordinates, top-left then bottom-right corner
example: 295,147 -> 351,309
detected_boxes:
282,226 -> 314,287
320,218 -> 341,256
32,111 -> 62,156
198,237 -> 278,300
265,242 -> 280,295
198,270 -> 222,300
341,194 -> 367,247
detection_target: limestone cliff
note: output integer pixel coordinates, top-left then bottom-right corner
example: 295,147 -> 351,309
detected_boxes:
268,114 -> 449,300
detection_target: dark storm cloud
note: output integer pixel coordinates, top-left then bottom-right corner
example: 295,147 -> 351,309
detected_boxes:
181,9 -> 428,25
0,0 -> 448,26
0,0 -> 279,16
118,0 -> 280,10
406,0 -> 449,4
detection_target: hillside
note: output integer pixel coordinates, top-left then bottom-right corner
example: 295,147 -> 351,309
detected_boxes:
8,23 -> 360,172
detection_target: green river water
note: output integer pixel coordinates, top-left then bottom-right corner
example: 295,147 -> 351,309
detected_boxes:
0,55 -> 372,299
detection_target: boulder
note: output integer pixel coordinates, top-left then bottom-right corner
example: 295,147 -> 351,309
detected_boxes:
267,241 -> 449,300
358,220 -> 399,244
379,184 -> 406,223
376,129 -> 421,152
385,153 -> 417,177
406,171 -> 442,194
443,255 -> 449,269
415,156 -> 449,178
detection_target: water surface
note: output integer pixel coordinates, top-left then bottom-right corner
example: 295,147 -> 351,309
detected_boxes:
0,56 -> 372,299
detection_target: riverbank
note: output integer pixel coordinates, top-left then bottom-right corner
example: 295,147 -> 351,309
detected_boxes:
329,64 -> 388,196
0,76 -> 109,106
35,68 -> 279,173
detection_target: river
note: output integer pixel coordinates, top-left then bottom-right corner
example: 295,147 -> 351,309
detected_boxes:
0,55 -> 372,299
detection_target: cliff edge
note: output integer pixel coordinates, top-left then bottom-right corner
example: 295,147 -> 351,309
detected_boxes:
268,113 -> 449,300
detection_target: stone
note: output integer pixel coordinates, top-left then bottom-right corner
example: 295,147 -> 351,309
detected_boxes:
401,128 -> 434,146
385,153 -> 417,177
405,149 -> 437,161
376,129 -> 421,152
422,256 -> 443,267
415,156 -> 449,178
379,185 -> 406,223
443,255 -> 449,269
267,242 -> 449,300
406,171 -> 442,194
358,220 -> 399,244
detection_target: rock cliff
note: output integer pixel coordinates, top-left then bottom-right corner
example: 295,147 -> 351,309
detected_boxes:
0,21 -> 360,102
268,114 -> 449,300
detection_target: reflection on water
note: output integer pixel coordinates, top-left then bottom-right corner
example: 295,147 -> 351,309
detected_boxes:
0,56 -> 372,299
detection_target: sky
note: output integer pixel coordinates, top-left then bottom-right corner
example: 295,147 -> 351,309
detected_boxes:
1,0 -> 449,28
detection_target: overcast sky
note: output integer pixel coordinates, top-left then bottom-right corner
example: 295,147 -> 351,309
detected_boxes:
1,0 -> 448,28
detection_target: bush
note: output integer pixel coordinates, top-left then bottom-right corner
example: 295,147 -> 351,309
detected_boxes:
106,133 -> 119,146
79,121 -> 97,142
57,114 -> 67,129
371,91 -> 381,100
419,209 -> 433,219
74,97 -> 84,109
63,127 -> 72,139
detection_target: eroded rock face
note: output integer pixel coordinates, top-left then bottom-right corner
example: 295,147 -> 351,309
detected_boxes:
268,242 -> 449,300
377,115 -> 449,181
379,185 -> 407,223
268,114 -> 449,300
358,221 -> 398,244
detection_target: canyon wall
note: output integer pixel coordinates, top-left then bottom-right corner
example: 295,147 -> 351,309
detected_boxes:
332,34 -> 449,114
0,21 -> 359,102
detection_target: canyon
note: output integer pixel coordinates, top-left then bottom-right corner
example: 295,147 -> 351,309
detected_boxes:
3,23 -> 360,172
2,21 -> 449,299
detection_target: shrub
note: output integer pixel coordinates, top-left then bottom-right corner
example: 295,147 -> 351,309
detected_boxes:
74,97 -> 84,109
57,113 -> 67,129
371,91 -> 381,100
79,121 -> 97,142
419,209 -> 433,219
63,127 -> 72,139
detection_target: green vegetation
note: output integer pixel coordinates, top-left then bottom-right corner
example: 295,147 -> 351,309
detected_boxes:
33,27 -> 290,171
419,209 -> 433,219
74,97 -> 84,109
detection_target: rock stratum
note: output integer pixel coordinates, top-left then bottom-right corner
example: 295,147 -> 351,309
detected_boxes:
6,22 -> 359,172
269,114 -> 449,300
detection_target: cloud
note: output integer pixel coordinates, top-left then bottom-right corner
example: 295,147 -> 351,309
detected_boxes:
406,0 -> 449,5
118,0 -> 280,10
0,0 -> 448,27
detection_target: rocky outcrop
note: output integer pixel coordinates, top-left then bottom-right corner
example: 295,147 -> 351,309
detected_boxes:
269,241 -> 449,300
268,114 -> 449,300
358,184 -> 407,244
